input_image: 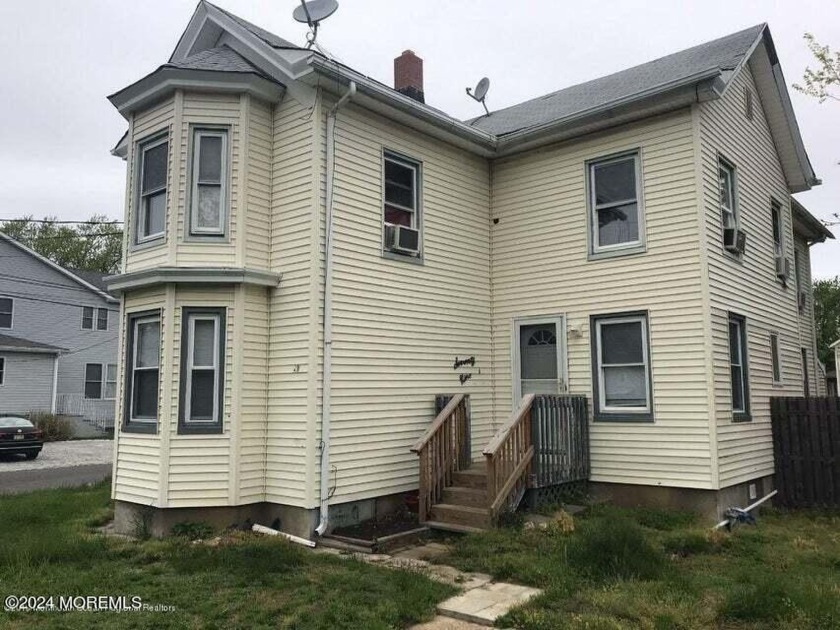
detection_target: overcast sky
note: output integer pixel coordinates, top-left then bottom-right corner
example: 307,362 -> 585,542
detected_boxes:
1,0 -> 837,276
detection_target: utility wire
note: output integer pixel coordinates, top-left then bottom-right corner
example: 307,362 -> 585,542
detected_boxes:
0,219 -> 123,225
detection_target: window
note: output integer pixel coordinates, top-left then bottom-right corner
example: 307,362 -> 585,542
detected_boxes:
137,136 -> 168,243
85,363 -> 103,399
189,129 -> 228,237
591,312 -> 652,421
719,159 -> 737,232
0,357 -> 5,385
384,152 -> 419,229
179,307 -> 225,433
82,306 -> 94,330
588,152 -> 643,254
771,200 -> 783,259
770,334 -> 782,384
0,297 -> 12,329
124,312 -> 161,430
728,313 -> 750,420
97,308 -> 109,331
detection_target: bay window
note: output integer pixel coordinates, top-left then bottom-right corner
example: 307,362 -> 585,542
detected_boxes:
179,307 -> 225,433
189,128 -> 228,237
137,136 -> 168,244
124,311 -> 161,431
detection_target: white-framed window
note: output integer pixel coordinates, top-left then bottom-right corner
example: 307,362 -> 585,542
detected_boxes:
82,306 -> 94,330
0,297 -> 13,329
770,333 -> 782,384
87,363 -> 117,400
588,152 -> 643,253
719,159 -> 737,232
728,313 -> 750,420
771,200 -> 784,259
384,152 -> 419,230
125,312 -> 161,429
97,308 -> 109,331
591,312 -> 652,421
0,357 -> 5,386
189,128 -> 228,237
179,307 -> 225,432
137,135 -> 168,243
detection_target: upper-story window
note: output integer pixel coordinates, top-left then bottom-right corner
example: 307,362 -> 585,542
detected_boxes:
588,152 -> 643,255
771,200 -> 783,258
383,151 -> 422,259
719,159 -> 737,230
189,128 -> 229,238
0,297 -> 12,329
137,136 -> 168,244
82,307 -> 108,331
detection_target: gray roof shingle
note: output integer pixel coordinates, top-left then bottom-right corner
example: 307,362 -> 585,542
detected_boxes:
0,334 -> 64,354
209,2 -> 301,50
64,268 -> 112,293
468,24 -> 765,136
166,46 -> 264,74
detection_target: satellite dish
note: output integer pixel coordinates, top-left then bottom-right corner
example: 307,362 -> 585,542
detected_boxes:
293,0 -> 339,48
466,77 -> 491,116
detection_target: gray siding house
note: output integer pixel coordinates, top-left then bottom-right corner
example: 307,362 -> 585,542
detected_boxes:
0,233 -> 119,427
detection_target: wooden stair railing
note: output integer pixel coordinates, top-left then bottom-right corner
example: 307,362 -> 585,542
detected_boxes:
483,393 -> 535,522
410,394 -> 470,523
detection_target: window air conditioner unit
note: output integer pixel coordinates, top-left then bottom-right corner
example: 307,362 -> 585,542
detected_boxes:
798,290 -> 807,312
775,256 -> 790,280
724,228 -> 747,254
385,224 -> 420,255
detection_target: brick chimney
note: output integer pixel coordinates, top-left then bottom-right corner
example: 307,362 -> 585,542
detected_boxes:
394,50 -> 424,103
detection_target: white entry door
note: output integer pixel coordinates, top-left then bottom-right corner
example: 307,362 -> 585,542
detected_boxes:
512,316 -> 567,405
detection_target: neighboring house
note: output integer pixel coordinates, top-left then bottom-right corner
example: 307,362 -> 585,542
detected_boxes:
105,2 -> 833,537
831,340 -> 840,395
0,233 -> 120,428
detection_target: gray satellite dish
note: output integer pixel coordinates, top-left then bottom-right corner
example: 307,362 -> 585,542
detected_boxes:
466,77 -> 491,116
293,0 -> 339,48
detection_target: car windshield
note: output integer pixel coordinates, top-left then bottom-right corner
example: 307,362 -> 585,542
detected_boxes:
1,418 -> 34,429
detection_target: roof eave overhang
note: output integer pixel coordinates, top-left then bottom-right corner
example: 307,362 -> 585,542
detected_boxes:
791,198 -> 834,244
0,345 -> 62,355
105,267 -> 282,293
108,67 -> 285,119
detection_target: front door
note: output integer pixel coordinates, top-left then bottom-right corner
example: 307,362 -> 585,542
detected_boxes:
513,316 -> 567,405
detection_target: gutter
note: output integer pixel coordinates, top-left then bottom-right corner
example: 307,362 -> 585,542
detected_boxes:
316,80 -> 357,537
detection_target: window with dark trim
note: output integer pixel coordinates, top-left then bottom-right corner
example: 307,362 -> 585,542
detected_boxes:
801,348 -> 810,397
97,308 -> 109,331
588,152 -> 643,254
590,311 -> 653,421
123,311 -> 161,432
84,363 -> 103,399
136,135 -> 168,244
82,306 -> 94,330
770,333 -> 781,384
0,297 -> 12,329
0,357 -> 5,386
178,307 -> 225,434
728,313 -> 750,421
771,200 -> 783,260
189,128 -> 228,237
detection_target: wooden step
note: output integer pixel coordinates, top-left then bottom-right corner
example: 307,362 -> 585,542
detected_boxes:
452,467 -> 487,490
430,503 -> 491,530
423,520 -> 485,534
442,486 -> 487,508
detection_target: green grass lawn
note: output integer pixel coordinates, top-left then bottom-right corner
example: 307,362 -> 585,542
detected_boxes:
0,482 -> 454,629
440,505 -> 840,629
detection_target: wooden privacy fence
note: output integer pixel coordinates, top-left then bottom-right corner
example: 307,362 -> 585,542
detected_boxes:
770,397 -> 840,509
531,395 -> 590,487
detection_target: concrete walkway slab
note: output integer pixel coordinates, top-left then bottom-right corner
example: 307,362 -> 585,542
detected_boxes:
436,581 -> 541,626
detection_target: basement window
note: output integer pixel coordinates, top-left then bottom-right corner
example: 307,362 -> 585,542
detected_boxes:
588,151 -> 644,256
178,307 -> 225,434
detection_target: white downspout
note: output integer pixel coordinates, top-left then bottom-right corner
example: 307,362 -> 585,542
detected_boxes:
50,354 -> 59,414
316,80 -> 356,536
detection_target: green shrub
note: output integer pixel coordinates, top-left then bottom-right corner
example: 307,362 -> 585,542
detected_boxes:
171,521 -> 215,540
29,412 -> 73,441
568,517 -> 665,582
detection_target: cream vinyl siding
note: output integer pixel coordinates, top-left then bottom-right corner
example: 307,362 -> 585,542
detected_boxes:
245,98 -> 273,270
125,97 -> 175,273
166,286 -> 235,506
492,109 -> 714,488
326,101 -> 492,503
113,287 -> 166,504
265,95 -> 319,507
698,65 -> 803,487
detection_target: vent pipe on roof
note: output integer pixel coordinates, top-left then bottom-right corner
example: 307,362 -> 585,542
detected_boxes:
394,50 -> 424,103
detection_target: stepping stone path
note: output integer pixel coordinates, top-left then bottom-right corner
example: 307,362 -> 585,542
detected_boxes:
313,541 -> 542,628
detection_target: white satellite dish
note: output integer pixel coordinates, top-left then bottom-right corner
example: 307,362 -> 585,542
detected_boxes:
293,0 -> 339,49
466,77 -> 491,116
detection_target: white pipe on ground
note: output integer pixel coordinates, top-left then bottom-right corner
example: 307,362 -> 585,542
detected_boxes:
252,523 -> 316,548
713,489 -> 778,530
316,80 -> 357,537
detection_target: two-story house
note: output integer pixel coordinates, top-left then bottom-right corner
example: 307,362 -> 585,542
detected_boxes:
0,233 -> 120,429
105,2 -> 832,537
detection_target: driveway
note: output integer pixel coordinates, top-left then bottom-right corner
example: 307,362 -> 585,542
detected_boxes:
0,439 -> 113,494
